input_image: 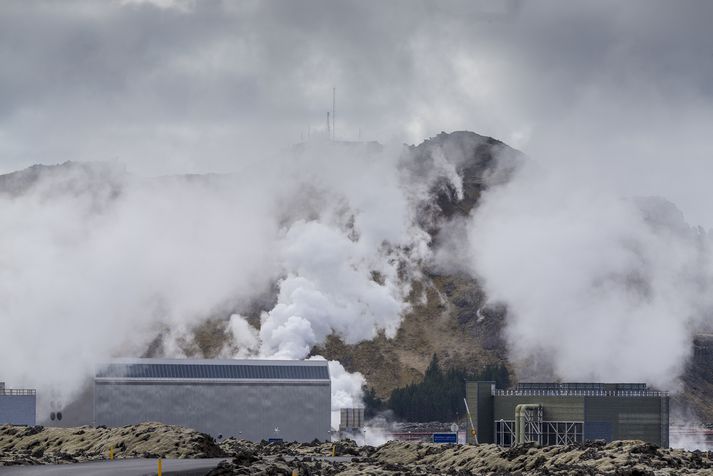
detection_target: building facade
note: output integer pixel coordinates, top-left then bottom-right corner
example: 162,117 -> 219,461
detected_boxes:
466,382 -> 669,447
0,382 -> 36,426
339,407 -> 365,432
95,358 -> 331,442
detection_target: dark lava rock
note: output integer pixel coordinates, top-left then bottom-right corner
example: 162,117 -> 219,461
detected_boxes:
232,448 -> 258,466
22,426 -> 44,437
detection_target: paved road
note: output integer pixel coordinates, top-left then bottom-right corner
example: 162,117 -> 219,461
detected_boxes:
0,458 -> 228,476
0,455 -> 354,475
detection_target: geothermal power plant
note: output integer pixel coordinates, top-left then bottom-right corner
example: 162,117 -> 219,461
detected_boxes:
1,363 -> 671,447
466,382 -> 669,447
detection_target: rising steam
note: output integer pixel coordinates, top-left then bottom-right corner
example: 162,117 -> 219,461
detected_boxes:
0,139 -> 455,425
467,156 -> 713,391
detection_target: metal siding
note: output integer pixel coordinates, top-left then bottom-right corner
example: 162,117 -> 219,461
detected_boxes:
97,363 -> 329,380
583,421 -> 612,440
584,396 -> 664,446
494,396 -> 584,422
95,381 -> 330,442
0,395 -> 36,425
661,396 -> 669,447
465,381 -> 495,444
477,382 -> 495,444
465,382 -> 478,444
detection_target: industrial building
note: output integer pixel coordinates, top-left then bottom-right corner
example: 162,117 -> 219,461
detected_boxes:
94,358 -> 331,442
338,407 -> 365,439
339,407 -> 365,432
0,382 -> 36,426
466,382 -> 669,447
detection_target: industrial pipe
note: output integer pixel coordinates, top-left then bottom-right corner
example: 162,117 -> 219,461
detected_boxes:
514,404 -> 541,445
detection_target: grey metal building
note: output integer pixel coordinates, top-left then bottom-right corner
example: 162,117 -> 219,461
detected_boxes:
339,407 -> 365,432
0,382 -> 36,425
95,358 -> 331,442
466,382 -> 669,447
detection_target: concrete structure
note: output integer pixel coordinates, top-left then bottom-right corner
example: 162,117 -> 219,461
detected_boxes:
466,382 -> 669,447
0,382 -> 36,425
94,358 -> 331,442
339,408 -> 365,432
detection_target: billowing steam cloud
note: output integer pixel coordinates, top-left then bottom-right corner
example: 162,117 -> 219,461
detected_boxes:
0,140 -> 447,425
0,162 -> 278,392
467,156 -> 713,391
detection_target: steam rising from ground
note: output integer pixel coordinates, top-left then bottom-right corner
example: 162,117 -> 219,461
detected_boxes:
0,141 -> 444,421
0,162 -> 277,394
3,129 -> 713,435
468,158 -> 713,390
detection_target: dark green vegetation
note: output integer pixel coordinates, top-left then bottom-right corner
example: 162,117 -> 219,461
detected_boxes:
365,354 -> 510,422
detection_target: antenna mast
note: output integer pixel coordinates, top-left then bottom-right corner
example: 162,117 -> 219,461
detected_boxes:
332,87 -> 336,141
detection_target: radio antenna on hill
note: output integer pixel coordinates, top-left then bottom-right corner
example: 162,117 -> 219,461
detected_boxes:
332,87 -> 336,140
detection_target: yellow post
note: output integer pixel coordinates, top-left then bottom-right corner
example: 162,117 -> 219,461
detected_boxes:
291,470 -> 298,476
109,447 -> 114,461
157,458 -> 162,476
332,445 -> 335,457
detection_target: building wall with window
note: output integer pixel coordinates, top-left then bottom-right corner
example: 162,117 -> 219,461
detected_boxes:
94,358 -> 331,442
467,382 -> 669,447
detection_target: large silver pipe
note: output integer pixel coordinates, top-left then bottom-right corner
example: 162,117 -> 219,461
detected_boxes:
514,404 -> 541,445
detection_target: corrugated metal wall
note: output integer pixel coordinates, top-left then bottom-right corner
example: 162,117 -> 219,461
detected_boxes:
495,396 -> 585,422
95,381 -> 331,442
468,381 -> 669,447
584,396 -> 666,446
0,395 -> 36,425
466,381 -> 495,444
339,408 -> 364,430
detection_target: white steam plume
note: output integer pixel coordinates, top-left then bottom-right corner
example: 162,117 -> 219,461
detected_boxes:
467,156 -> 713,390
0,163 -> 279,400
0,139 -> 462,420
257,220 -> 406,359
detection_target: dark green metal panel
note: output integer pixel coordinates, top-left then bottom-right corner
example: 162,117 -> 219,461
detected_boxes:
494,396 -> 584,422
584,396 -> 665,446
661,396 -> 669,447
465,381 -> 495,443
469,382 -> 669,448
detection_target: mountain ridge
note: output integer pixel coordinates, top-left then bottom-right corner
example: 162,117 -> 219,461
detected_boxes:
3,131 -> 712,423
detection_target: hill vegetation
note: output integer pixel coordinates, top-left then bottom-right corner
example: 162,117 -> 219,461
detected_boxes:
367,354 -> 510,422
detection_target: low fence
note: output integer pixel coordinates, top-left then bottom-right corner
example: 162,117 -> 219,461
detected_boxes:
0,389 -> 36,396
494,390 -> 668,397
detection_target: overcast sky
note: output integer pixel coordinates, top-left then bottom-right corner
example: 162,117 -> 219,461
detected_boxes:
2,0 -> 713,224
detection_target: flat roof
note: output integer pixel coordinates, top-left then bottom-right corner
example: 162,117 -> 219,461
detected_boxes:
514,382 -> 647,391
96,358 -> 330,382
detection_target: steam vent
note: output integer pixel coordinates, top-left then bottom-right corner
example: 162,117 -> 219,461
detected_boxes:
94,358 -> 331,442
466,382 -> 669,447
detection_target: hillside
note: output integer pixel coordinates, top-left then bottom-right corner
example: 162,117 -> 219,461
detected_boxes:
309,132 -> 713,422
312,131 -> 519,396
3,131 -> 713,424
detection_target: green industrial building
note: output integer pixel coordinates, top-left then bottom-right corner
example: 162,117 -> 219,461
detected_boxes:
466,382 -> 669,447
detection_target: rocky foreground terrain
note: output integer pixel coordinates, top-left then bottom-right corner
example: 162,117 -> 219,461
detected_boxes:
210,439 -> 713,476
2,423 -> 713,475
0,422 -> 223,465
